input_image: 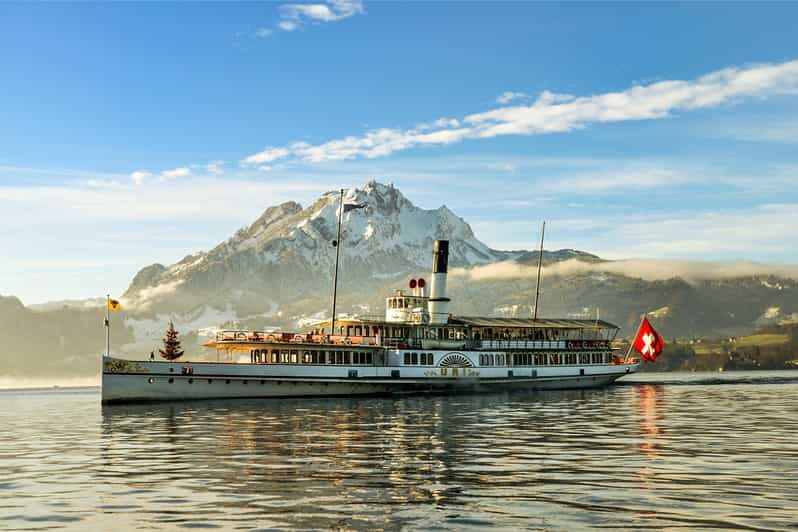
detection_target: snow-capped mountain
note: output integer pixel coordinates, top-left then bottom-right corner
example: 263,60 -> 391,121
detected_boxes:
123,180 -> 517,315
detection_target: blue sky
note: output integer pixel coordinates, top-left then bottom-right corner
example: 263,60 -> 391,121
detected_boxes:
1,2 -> 798,303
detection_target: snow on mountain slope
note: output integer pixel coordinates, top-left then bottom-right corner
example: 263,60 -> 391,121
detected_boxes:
123,180 -> 514,314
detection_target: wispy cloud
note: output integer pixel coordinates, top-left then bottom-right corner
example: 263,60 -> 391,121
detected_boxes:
496,91 -> 529,104
130,170 -> 152,185
277,0 -> 364,32
242,59 -> 798,165
242,147 -> 290,165
203,160 -> 225,175
452,257 -> 798,284
160,167 -> 190,180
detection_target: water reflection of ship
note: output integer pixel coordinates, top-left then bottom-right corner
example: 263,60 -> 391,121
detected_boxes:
100,388 -> 629,528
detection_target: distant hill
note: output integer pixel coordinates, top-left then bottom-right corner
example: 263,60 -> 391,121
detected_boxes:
2,180 -> 797,380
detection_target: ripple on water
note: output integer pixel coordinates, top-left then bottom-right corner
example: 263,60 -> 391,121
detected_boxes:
1,375 -> 798,530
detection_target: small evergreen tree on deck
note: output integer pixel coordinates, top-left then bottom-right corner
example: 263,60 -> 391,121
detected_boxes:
159,321 -> 184,361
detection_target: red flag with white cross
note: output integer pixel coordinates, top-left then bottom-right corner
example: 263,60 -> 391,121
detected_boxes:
632,317 -> 664,362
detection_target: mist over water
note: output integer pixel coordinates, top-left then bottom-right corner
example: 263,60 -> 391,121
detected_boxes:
2,372 -> 797,530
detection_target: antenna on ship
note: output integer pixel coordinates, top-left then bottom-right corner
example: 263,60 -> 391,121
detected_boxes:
330,189 -> 344,337
533,221 -> 545,320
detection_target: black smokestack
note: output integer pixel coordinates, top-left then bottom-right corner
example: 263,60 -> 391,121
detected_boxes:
433,240 -> 449,274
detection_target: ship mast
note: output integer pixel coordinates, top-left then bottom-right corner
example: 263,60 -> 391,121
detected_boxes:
330,189 -> 344,336
533,221 -> 545,320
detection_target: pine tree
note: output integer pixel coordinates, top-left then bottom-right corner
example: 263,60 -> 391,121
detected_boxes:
159,321 -> 184,361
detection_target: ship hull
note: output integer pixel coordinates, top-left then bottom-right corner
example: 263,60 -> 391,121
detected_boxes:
101,357 -> 636,403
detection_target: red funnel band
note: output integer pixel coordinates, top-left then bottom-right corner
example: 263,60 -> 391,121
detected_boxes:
417,278 -> 426,288
409,279 -> 417,289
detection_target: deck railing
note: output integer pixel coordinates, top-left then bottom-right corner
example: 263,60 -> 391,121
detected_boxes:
212,330 -> 611,351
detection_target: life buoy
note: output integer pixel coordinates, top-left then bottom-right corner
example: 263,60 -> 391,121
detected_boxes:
266,335 -> 276,342
343,337 -> 352,345
293,334 -> 304,343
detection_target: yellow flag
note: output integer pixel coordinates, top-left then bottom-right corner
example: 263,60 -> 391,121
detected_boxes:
108,299 -> 121,311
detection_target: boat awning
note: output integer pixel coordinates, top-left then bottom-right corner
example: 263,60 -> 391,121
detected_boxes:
449,316 -> 619,330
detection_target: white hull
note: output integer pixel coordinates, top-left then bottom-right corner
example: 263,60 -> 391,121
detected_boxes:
101,357 -> 637,403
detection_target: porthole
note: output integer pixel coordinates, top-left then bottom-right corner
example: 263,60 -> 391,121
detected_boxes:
208,379 -> 213,384
188,378 -> 194,384
260,380 -> 265,385
147,377 -> 154,384
168,377 -> 174,384
243,380 -> 248,385
226,379 -> 231,384
169,367 -> 174,373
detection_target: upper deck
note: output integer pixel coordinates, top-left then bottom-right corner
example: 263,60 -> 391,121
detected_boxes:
204,315 -> 620,353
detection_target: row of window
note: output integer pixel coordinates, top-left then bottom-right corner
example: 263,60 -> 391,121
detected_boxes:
511,352 -> 611,366
250,350 -> 374,365
387,297 -> 425,310
478,354 -> 508,366
402,352 -> 434,365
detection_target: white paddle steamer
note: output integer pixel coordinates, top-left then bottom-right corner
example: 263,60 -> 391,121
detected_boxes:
102,239 -> 638,403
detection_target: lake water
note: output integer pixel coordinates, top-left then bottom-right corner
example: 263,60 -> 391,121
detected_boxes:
2,371 -> 798,531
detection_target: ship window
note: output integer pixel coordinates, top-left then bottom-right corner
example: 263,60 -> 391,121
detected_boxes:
355,326 -> 362,336
290,351 -> 298,364
404,352 -> 411,365
411,352 -> 418,365
344,351 -> 351,365
365,352 -> 373,364
326,351 -> 333,364
336,351 -> 344,364
280,350 -> 290,364
302,351 -> 312,364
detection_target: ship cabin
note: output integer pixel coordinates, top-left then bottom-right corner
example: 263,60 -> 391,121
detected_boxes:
307,316 -> 619,352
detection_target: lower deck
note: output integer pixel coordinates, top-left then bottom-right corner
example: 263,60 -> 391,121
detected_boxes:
101,355 -> 638,403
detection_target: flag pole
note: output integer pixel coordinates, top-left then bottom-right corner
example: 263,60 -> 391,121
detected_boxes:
330,188 -> 344,337
105,294 -> 110,359
533,221 -> 545,320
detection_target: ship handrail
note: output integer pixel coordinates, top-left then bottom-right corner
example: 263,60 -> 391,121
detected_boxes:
212,330 -> 380,347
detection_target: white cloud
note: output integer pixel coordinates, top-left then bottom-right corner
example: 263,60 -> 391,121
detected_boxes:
204,160 -> 225,175
242,147 -> 290,165
277,0 -> 363,31
130,170 -> 152,185
240,58 -> 798,164
125,279 -> 185,310
496,91 -> 528,104
452,257 -> 798,284
160,167 -> 190,180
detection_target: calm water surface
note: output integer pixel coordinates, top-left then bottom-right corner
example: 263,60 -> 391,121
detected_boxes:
2,371 -> 798,531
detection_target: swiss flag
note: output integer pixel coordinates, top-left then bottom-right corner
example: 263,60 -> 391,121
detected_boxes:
632,317 -> 664,362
